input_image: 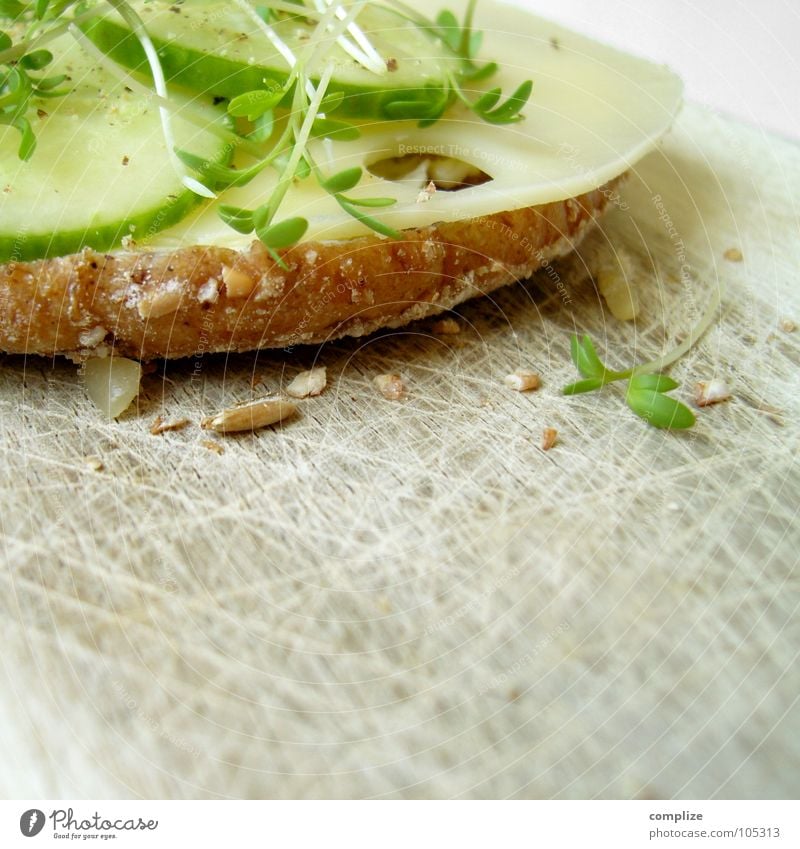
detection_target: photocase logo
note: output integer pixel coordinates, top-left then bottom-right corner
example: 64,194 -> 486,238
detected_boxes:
19,809 -> 45,837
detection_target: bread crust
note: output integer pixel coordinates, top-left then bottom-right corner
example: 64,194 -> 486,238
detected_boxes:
0,179 -> 620,360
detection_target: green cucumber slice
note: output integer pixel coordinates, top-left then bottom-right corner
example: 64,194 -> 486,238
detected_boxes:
0,33 -> 230,262
81,0 -> 459,117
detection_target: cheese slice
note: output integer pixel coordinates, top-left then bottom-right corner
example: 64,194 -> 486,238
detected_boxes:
148,0 -> 683,249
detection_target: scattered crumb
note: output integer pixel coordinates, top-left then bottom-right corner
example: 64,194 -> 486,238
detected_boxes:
150,415 -> 190,435
197,277 -> 220,304
431,317 -> 461,335
221,264 -> 256,298
594,248 -> 638,320
695,379 -> 732,407
37,108 -> 48,119
201,439 -> 225,455
137,288 -> 183,319
541,427 -> 558,451
416,181 -> 436,204
201,398 -> 297,433
386,57 -> 398,72
723,247 -> 743,262
504,370 -> 541,392
286,366 -> 327,399
779,317 -> 796,333
550,36 -> 560,50
373,373 -> 406,400
121,155 -> 130,166
84,456 -> 104,472
78,326 -> 108,349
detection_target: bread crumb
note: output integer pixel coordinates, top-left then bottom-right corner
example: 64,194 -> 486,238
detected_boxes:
416,181 -> 436,204
779,317 -> 796,333
201,439 -> 224,455
78,326 -> 108,349
431,317 -> 461,335
373,373 -> 406,400
222,264 -> 256,298
197,278 -> 220,304
594,248 -> 638,320
137,287 -> 183,319
150,415 -> 190,435
286,366 -> 327,399
386,57 -> 398,72
201,398 -> 297,433
541,427 -> 558,451
695,379 -> 732,407
84,456 -> 104,472
504,370 -> 541,392
724,247 -> 744,262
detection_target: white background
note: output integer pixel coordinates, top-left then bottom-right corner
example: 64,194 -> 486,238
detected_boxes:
530,0 -> 800,141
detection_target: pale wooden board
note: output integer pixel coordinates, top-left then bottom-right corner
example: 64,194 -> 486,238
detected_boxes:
1,103 -> 798,799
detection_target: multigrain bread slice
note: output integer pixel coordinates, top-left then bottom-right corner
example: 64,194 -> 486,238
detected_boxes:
0,178 -> 620,360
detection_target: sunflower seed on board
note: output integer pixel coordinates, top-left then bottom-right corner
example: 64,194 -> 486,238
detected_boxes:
201,399 -> 297,433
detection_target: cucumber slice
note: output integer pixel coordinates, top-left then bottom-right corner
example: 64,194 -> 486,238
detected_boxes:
0,33 -> 229,262
81,0 -> 459,117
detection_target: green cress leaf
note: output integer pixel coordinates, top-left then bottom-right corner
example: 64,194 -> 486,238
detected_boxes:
20,49 -> 53,71
463,61 -> 498,82
247,109 -> 274,143
255,215 -> 308,249
480,79 -> 532,123
467,30 -> 482,59
625,388 -> 696,430
627,373 -> 680,393
320,166 -> 363,195
34,0 -> 51,20
562,377 -> 605,396
310,118 -> 360,141
474,87 -> 501,112
12,114 -> 36,159
218,205 -> 255,234
339,195 -> 396,208
227,88 -> 283,121
0,31 -> 12,51
383,98 -> 438,120
32,73 -> 68,94
571,334 -> 607,379
176,149 -> 265,189
435,10 -> 461,52
336,198 -> 400,239
319,91 -> 345,113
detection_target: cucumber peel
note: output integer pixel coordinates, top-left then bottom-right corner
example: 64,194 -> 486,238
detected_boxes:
0,33 -> 231,262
